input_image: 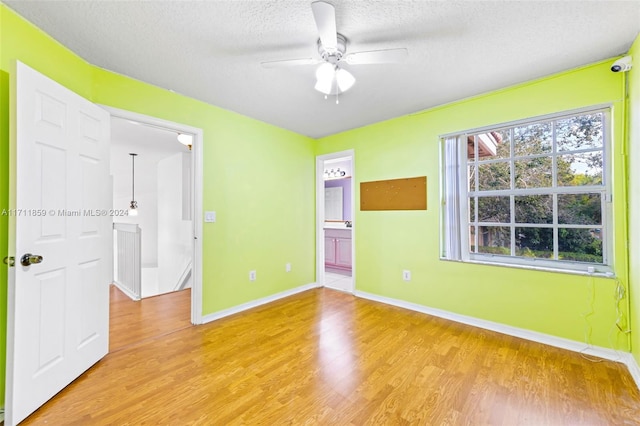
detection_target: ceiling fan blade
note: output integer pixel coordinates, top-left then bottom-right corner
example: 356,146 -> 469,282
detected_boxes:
261,58 -> 317,68
345,48 -> 409,65
311,1 -> 337,50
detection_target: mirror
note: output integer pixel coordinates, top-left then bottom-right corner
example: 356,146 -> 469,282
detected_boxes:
325,187 -> 343,220
324,177 -> 351,221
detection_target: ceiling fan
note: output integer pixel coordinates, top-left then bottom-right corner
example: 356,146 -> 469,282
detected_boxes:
261,1 -> 408,101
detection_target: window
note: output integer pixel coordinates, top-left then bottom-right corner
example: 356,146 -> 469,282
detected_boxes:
441,108 -> 611,273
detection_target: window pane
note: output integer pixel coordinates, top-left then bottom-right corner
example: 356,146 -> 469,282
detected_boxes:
558,228 -> 603,263
448,109 -> 609,269
469,197 -> 476,222
467,135 -> 476,160
478,161 -> 510,191
469,226 -> 477,253
477,226 -> 510,255
515,195 -> 552,224
515,227 -> 553,258
469,131 -> 509,160
467,164 -> 476,191
557,152 -> 603,186
495,129 -> 511,158
558,193 -> 602,225
514,157 -> 552,189
556,113 -> 604,152
477,196 -> 510,223
514,122 -> 552,156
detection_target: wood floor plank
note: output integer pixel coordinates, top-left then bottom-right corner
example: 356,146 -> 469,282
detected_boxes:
109,284 -> 192,352
20,288 -> 640,425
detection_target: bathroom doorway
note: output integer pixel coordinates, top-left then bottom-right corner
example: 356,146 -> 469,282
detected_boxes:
316,150 -> 354,293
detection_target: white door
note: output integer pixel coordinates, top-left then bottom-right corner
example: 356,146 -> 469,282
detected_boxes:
5,62 -> 111,425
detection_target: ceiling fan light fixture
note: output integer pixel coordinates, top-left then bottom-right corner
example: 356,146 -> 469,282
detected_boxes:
314,62 -> 336,95
260,2 -> 407,100
314,78 -> 333,95
336,68 -> 355,92
315,62 -> 334,80
314,63 -> 355,96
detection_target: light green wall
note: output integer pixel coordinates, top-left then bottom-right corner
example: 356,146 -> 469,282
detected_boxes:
0,5 -> 316,408
628,34 -> 640,366
317,61 -> 631,350
91,69 -> 316,313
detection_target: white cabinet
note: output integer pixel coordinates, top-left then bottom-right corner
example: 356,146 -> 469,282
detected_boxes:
324,228 -> 352,271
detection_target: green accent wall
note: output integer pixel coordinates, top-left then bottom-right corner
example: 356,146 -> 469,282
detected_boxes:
316,60 -> 632,350
91,69 -> 316,314
628,35 -> 640,367
0,5 -> 315,408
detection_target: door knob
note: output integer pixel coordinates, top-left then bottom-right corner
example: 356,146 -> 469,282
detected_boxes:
20,253 -> 43,267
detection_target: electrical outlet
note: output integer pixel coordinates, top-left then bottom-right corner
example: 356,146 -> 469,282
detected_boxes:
403,270 -> 411,281
249,270 -> 256,281
286,263 -> 291,272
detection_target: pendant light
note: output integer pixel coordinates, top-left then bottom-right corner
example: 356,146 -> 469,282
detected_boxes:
128,153 -> 138,216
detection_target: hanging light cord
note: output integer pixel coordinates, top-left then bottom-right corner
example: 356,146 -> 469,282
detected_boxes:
130,153 -> 137,202
132,155 -> 135,201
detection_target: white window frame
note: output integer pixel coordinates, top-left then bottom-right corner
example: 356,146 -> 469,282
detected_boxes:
440,106 -> 613,275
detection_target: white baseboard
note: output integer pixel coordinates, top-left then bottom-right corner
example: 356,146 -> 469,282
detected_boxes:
112,281 -> 140,301
624,353 -> 640,391
194,284 -> 640,392
355,290 -> 640,391
201,282 -> 320,324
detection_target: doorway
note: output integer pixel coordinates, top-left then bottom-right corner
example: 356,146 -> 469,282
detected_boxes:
103,106 -> 204,325
316,150 -> 355,293
110,116 -> 193,299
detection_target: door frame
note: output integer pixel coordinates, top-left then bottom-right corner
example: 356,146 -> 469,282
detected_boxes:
315,149 -> 355,293
102,106 -> 204,324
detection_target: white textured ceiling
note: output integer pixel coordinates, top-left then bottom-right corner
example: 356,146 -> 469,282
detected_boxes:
110,117 -> 190,197
6,0 -> 640,138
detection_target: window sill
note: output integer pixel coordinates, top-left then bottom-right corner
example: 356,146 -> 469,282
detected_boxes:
439,257 -> 616,279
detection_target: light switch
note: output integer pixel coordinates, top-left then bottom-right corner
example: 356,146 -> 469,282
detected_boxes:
204,211 -> 216,223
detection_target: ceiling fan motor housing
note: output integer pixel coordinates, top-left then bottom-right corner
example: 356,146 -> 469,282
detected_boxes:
318,33 -> 347,64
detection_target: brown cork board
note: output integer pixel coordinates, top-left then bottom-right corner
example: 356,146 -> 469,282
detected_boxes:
360,176 -> 427,211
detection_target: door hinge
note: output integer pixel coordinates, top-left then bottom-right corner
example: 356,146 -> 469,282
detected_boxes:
3,256 -> 15,267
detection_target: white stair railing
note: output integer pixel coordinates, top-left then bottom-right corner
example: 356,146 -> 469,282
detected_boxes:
113,223 -> 141,301
173,261 -> 192,292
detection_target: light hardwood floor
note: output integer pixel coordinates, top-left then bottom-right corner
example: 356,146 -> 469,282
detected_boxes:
21,287 -> 640,425
109,285 -> 192,352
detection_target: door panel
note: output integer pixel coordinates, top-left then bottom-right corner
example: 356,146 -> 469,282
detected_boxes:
5,62 -> 111,426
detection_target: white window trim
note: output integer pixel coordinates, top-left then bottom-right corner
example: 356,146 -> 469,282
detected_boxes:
440,106 -> 614,276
